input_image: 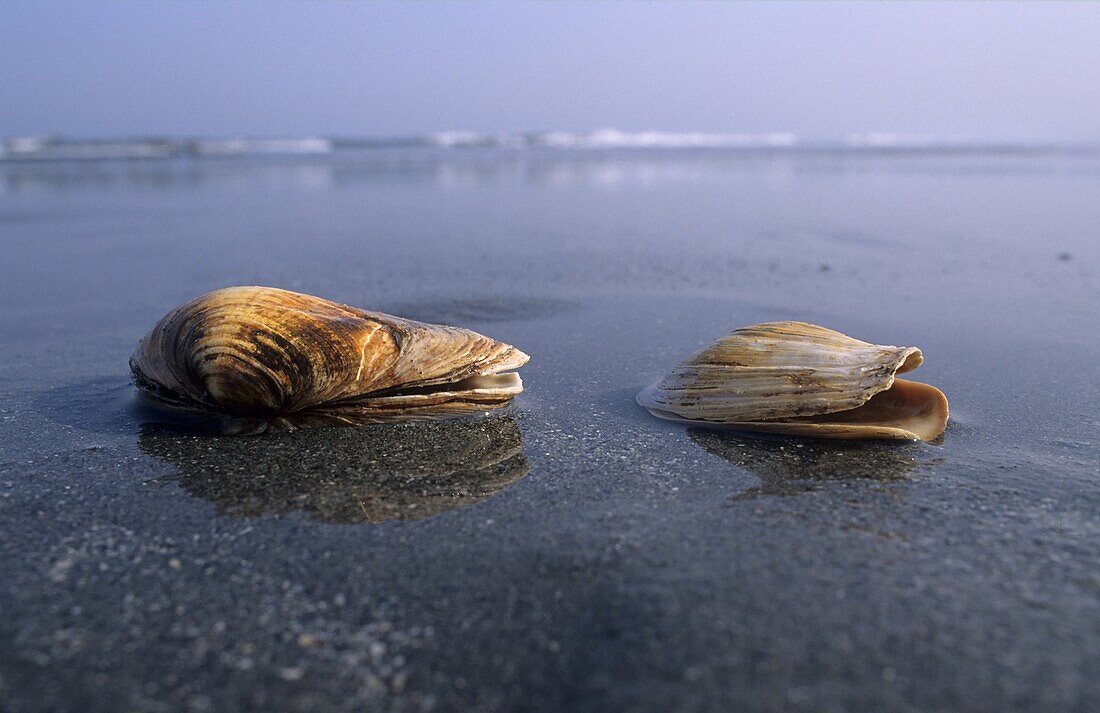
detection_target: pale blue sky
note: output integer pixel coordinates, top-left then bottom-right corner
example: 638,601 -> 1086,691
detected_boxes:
2,1 -> 1097,140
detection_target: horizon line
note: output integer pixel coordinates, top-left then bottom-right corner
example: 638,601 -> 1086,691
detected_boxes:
3,130 -> 1100,162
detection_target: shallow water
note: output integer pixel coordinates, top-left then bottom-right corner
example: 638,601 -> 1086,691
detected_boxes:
1,149 -> 1098,712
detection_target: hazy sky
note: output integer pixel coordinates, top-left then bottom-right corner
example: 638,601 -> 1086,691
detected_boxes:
2,1 -> 1098,140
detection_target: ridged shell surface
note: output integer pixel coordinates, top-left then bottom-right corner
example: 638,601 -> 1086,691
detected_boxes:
131,286 -> 529,429
637,321 -> 948,441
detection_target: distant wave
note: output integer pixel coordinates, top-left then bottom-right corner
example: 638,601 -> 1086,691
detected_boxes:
0,136 -> 334,161
1,131 -> 1094,161
425,129 -> 799,149
841,133 -> 1006,149
193,138 -> 334,156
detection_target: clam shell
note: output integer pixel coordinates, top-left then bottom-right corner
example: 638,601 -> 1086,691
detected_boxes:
637,321 -> 949,442
131,286 -> 529,429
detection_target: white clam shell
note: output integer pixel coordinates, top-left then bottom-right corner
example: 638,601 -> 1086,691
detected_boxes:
638,321 -> 949,442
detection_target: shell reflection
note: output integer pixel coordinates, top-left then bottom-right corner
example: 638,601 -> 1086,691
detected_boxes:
689,429 -> 930,500
139,416 -> 528,524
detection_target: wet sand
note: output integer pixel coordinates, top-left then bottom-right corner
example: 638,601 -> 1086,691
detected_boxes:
1,149 -> 1098,711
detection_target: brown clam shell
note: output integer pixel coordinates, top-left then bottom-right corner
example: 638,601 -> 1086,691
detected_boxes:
131,286 -> 529,431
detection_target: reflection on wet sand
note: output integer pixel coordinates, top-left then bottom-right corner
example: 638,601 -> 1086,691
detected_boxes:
689,429 -> 932,500
6,149 -> 1088,197
139,415 -> 528,524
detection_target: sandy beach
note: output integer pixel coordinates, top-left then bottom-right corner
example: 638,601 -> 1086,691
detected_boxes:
1,147 -> 1098,711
